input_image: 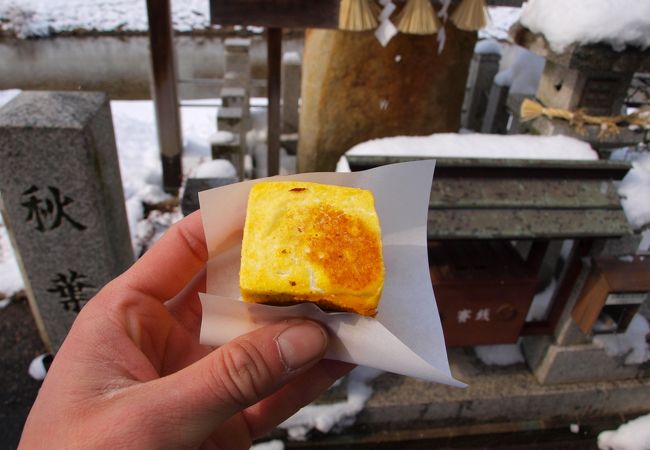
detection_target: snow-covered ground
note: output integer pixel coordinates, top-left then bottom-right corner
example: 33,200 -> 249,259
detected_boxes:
520,0 -> 650,53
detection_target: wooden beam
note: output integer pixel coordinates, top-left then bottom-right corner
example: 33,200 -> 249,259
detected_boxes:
267,27 -> 282,176
146,0 -> 183,194
209,0 -> 524,28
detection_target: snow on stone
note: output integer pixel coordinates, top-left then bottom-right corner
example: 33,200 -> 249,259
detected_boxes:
279,367 -> 382,440
250,440 -> 284,450
346,134 -> 599,161
474,343 -> 525,366
494,45 -> 545,95
520,0 -> 650,53
593,314 -> 650,365
193,159 -> 237,179
526,279 -> 557,322
479,6 -> 521,41
0,0 -> 212,38
0,219 -> 25,297
598,413 -> 650,450
618,153 -> 650,230
474,38 -> 502,55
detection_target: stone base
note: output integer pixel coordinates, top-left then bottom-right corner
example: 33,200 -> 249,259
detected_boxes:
354,348 -> 650,430
522,336 -> 650,385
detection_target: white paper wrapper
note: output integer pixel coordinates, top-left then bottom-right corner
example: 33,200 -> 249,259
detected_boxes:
199,161 -> 465,387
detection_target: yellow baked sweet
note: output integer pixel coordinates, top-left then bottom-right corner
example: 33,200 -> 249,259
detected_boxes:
239,181 -> 384,316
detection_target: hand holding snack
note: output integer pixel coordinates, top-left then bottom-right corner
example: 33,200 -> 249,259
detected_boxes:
19,211 -> 352,449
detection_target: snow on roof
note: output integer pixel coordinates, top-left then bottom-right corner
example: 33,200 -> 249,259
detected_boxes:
0,0 -> 212,38
346,133 -> 599,161
520,0 -> 650,53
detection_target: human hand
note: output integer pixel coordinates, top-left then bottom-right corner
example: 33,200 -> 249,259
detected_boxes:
19,211 -> 353,449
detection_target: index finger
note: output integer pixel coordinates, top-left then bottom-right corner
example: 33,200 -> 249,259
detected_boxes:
118,210 -> 208,302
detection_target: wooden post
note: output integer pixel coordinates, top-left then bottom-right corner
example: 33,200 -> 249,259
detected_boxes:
146,0 -> 183,194
267,27 -> 282,176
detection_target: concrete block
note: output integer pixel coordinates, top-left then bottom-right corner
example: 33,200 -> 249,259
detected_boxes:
0,91 -> 134,350
530,342 -> 650,385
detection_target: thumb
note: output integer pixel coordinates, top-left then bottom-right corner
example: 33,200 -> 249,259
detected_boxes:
132,319 -> 328,445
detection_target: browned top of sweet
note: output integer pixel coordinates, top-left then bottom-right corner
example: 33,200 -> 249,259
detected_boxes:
304,204 -> 382,291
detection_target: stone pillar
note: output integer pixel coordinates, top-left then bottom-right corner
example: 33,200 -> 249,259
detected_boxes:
461,51 -> 501,131
298,25 -> 477,173
224,37 -> 252,88
0,91 -> 134,351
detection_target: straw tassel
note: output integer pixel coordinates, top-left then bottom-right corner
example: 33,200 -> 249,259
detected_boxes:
396,0 -> 441,35
339,0 -> 380,31
450,0 -> 489,31
520,99 -> 650,139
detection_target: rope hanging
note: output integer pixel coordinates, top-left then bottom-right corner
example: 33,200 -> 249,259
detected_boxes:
339,0 -> 380,31
450,0 -> 489,31
396,0 -> 441,35
520,98 -> 650,139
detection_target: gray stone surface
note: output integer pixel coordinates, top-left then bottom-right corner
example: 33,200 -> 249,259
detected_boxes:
529,342 -> 650,385
461,52 -> 501,131
0,91 -> 133,351
354,348 -> 650,428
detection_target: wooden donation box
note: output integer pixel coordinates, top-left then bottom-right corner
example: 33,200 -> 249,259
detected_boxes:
429,241 -> 538,347
573,257 -> 650,335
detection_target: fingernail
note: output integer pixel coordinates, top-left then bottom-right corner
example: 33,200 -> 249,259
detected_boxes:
276,322 -> 327,371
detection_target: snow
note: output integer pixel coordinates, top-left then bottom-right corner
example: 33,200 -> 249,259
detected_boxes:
193,159 -> 237,179
474,38 -> 502,55
526,279 -> 557,322
28,353 -> 49,381
279,367 -> 382,440
250,441 -> 284,450
0,0 -> 215,38
598,413 -> 650,450
479,6 -> 521,41
494,45 -> 545,95
618,153 -> 650,230
474,343 -> 525,366
0,219 -> 24,298
520,0 -> 650,53
346,133 -> 599,161
593,314 -> 650,365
